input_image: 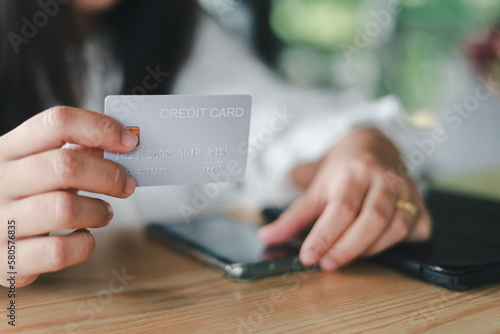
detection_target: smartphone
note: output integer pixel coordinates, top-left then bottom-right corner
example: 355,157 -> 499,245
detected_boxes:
146,215 -> 316,282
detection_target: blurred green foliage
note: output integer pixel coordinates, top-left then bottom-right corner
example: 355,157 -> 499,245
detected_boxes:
270,0 -> 500,113
270,0 -> 363,50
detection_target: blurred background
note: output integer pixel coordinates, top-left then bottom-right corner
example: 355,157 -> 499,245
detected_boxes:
198,0 -> 500,198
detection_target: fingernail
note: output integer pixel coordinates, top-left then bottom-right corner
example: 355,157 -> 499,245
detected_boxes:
105,201 -> 114,223
320,257 -> 338,271
300,249 -> 318,266
121,128 -> 138,149
124,175 -> 136,196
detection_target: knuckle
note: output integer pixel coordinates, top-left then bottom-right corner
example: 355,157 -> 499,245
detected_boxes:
100,117 -> 116,138
89,117 -> 116,147
54,192 -> 78,227
0,133 -> 10,158
43,106 -> 73,131
381,184 -> 398,202
384,170 -> 405,191
53,150 -> 81,185
45,237 -> 68,271
348,159 -> 369,175
0,130 -> 20,161
360,152 -> 378,165
352,153 -> 377,171
337,198 -> 358,222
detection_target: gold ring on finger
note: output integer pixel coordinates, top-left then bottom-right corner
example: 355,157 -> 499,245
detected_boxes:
395,199 -> 419,220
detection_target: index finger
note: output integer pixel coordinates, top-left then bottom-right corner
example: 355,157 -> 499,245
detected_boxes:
0,106 -> 138,161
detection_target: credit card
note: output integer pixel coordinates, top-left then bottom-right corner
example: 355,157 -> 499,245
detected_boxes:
104,95 -> 252,187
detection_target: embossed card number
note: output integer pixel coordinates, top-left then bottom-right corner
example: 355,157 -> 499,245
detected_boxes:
104,95 -> 252,187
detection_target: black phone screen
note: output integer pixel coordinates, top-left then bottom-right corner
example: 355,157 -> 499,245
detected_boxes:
151,216 -> 301,264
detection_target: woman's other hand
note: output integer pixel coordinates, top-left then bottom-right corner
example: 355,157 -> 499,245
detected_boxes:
259,129 -> 432,271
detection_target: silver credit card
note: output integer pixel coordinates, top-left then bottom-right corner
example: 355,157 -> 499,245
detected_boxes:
104,95 -> 252,187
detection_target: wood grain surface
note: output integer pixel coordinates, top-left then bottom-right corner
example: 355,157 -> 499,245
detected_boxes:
1,226 -> 499,334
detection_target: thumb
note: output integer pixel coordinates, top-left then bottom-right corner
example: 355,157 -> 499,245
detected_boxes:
259,193 -> 324,244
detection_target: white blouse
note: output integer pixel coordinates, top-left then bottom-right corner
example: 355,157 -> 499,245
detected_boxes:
80,14 -> 430,226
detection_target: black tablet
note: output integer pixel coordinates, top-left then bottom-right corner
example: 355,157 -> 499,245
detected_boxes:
372,190 -> 500,290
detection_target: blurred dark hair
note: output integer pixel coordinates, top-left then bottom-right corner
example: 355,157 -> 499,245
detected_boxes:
0,0 -> 196,135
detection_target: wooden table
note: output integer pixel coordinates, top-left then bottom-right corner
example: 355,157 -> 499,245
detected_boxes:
1,225 -> 499,334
